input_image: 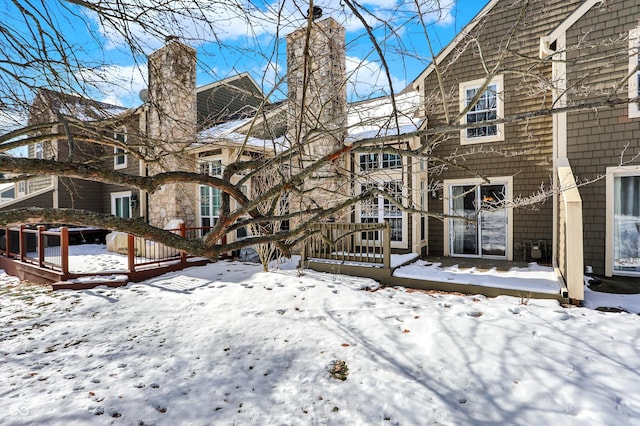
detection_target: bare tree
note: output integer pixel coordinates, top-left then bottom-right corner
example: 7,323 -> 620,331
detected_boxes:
0,0 -> 638,265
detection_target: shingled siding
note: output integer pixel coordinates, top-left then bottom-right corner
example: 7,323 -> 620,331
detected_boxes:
565,1 -> 640,275
422,0 -> 581,259
58,178 -> 107,212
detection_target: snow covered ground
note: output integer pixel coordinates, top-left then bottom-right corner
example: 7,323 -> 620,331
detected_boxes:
1,250 -> 640,425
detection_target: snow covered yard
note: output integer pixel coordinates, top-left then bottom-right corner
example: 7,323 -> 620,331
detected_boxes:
1,258 -> 640,425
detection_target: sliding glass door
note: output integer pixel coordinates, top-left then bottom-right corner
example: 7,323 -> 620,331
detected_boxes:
613,175 -> 640,274
450,184 -> 507,258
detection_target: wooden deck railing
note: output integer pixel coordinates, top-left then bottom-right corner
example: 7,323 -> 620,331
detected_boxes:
301,222 -> 391,268
0,225 -> 216,275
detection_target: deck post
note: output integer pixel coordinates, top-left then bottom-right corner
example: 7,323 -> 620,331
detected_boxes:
19,225 -> 25,263
61,227 -> 69,274
383,222 -> 391,269
128,234 -> 136,272
38,225 -> 45,267
180,222 -> 187,265
5,227 -> 9,258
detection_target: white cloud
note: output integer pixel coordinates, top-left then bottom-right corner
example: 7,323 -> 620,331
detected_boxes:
78,64 -> 148,108
86,0 -> 454,51
346,56 -> 405,99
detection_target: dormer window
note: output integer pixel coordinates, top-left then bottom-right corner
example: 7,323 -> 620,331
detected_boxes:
459,75 -> 504,144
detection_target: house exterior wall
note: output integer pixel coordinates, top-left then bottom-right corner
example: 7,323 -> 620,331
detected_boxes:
418,0 -> 581,260
57,178 -> 106,211
563,1 -> 640,275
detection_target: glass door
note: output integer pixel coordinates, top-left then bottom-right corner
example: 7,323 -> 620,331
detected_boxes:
449,184 -> 507,258
613,175 -> 640,274
450,185 -> 479,256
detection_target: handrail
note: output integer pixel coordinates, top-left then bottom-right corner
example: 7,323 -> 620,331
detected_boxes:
301,222 -> 391,268
0,224 -> 216,275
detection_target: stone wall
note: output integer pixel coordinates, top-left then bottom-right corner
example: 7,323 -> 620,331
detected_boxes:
146,38 -> 198,228
286,17 -> 349,214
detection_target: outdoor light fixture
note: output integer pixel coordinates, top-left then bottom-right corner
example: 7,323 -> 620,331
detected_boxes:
130,194 -> 138,209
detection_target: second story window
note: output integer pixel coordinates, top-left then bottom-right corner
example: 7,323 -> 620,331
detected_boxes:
114,131 -> 127,169
460,75 -> 504,144
359,152 -> 402,171
200,159 -> 222,176
34,142 -> 43,159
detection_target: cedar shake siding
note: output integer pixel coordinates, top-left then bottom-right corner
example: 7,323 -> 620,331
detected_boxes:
564,1 -> 640,275
418,0 -> 582,259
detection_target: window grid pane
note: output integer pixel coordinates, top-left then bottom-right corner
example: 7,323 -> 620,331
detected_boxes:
466,84 -> 498,139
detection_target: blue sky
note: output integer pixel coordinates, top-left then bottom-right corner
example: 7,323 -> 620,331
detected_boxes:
4,0 -> 489,108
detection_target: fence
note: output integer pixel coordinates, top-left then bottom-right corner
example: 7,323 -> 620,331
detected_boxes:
301,222 -> 391,268
0,224 -> 213,275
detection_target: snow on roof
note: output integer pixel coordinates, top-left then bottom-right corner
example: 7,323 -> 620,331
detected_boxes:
37,89 -> 127,122
196,90 -> 422,150
197,118 -> 282,150
346,91 -> 423,143
0,182 -> 14,192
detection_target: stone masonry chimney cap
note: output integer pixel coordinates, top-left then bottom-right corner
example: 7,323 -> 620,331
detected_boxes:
165,35 -> 179,43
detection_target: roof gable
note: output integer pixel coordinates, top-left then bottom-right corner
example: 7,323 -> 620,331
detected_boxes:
196,73 -> 268,128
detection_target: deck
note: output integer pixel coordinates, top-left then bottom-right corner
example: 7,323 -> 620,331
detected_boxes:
0,225 -> 211,290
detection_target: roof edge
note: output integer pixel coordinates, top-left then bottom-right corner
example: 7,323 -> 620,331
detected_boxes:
411,0 -> 500,90
546,0 -> 603,43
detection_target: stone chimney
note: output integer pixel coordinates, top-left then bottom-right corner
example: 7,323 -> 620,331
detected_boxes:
146,37 -> 198,227
286,17 -> 348,211
287,17 -> 346,159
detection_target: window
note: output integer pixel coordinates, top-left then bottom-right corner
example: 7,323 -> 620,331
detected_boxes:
200,159 -> 222,176
629,28 -> 640,118
606,166 -> 640,276
18,181 -> 26,196
359,181 -> 403,242
111,191 -> 132,219
382,153 -> 402,169
359,152 -> 402,171
34,142 -> 43,159
443,177 -> 513,259
200,185 -> 221,229
279,192 -> 290,232
459,76 -> 504,144
114,131 -> 127,169
360,154 -> 378,171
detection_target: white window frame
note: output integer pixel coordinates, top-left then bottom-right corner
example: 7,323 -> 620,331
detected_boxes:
200,159 -> 222,177
459,75 -> 504,144
628,28 -> 640,118
17,181 -> 26,196
357,180 -> 406,247
34,142 -> 43,159
442,176 -> 513,260
605,165 -> 640,276
114,130 -> 127,170
111,191 -> 132,219
359,152 -> 402,172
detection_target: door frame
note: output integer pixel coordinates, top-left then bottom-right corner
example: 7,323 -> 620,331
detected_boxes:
606,165 -> 640,276
443,177 -> 513,260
